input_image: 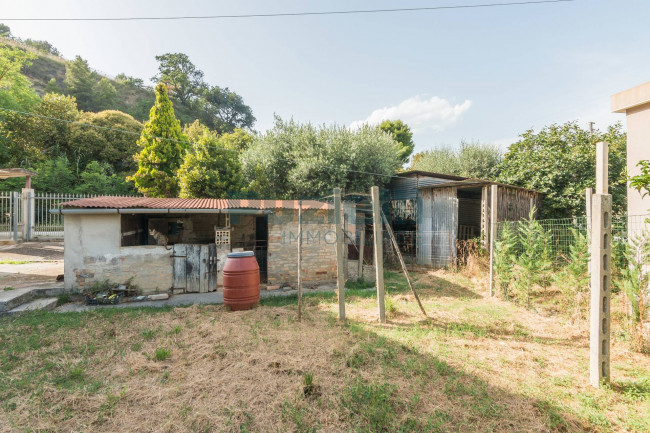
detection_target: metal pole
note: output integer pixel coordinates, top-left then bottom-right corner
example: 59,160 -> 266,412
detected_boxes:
371,186 -> 385,324
358,229 -> 365,280
11,192 -> 18,243
334,188 -> 345,321
297,200 -> 303,321
590,142 -> 611,387
488,185 -> 498,297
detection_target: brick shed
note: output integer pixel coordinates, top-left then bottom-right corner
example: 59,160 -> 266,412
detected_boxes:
56,197 -> 342,294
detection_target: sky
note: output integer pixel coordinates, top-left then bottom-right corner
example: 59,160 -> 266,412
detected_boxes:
2,0 -> 649,155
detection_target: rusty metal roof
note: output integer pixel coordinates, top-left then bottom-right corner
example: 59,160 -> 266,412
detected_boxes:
59,196 -> 332,210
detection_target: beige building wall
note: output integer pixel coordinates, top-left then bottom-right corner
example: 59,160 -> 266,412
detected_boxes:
612,81 -> 650,221
64,214 -> 173,294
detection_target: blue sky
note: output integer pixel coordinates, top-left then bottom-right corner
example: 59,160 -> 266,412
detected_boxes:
3,0 -> 649,155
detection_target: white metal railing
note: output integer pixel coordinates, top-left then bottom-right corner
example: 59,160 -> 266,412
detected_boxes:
34,193 -> 99,238
0,191 -> 17,240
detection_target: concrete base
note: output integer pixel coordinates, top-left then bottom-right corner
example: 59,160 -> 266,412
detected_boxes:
7,297 -> 57,314
0,287 -> 35,312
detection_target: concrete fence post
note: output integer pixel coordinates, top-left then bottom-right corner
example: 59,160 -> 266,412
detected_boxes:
21,188 -> 34,241
590,141 -> 611,387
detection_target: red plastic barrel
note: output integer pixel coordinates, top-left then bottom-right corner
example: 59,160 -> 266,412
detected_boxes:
223,251 -> 260,311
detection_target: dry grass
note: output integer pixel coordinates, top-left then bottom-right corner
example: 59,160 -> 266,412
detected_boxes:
0,269 -> 648,432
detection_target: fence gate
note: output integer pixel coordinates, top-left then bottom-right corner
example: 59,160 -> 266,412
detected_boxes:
172,244 -> 217,293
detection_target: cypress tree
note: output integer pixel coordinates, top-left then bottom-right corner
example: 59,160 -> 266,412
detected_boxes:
130,83 -> 187,197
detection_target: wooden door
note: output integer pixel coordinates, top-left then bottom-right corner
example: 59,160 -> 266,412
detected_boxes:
172,244 -> 187,292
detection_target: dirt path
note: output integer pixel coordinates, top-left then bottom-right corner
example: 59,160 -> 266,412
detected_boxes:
0,242 -> 63,289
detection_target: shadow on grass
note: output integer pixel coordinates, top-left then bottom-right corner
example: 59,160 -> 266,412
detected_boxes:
0,301 -> 609,431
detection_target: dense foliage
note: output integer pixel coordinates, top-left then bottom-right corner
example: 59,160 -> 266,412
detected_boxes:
177,121 -> 247,198
410,141 -> 503,180
0,42 -> 39,111
379,120 -> 414,164
498,122 -> 627,219
242,117 -> 402,198
130,84 -> 187,197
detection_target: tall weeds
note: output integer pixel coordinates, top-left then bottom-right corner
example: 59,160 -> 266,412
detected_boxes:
615,230 -> 650,352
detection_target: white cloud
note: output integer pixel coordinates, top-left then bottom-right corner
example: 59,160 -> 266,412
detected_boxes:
349,95 -> 472,132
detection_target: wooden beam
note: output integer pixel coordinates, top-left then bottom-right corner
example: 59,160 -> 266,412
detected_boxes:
358,229 -> 365,280
371,186 -> 385,324
488,184 -> 498,297
334,188 -> 345,321
297,200 -> 303,321
381,211 -> 427,318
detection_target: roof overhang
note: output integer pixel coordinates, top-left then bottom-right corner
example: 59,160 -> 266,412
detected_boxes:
0,168 -> 37,179
611,81 -> 650,113
417,179 -> 542,195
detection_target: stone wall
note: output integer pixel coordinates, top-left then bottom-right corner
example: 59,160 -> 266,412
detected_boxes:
267,209 -> 337,287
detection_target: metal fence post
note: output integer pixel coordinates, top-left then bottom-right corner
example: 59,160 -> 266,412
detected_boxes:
12,191 -> 19,242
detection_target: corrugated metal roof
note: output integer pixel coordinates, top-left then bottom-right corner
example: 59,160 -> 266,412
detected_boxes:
59,196 -> 332,210
417,179 -> 542,195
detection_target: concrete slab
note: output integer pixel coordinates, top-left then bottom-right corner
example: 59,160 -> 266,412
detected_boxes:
8,297 -> 58,314
0,287 -> 35,312
55,285 -> 354,313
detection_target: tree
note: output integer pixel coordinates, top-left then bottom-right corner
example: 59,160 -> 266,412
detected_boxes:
177,122 -> 243,198
130,83 -> 187,197
198,86 -> 255,133
629,160 -> 650,200
152,53 -> 204,104
64,56 -> 96,110
93,78 -> 117,110
0,42 -> 39,111
115,73 -> 144,88
23,38 -> 60,56
74,161 -> 135,195
379,120 -> 414,164
0,24 -> 11,38
497,122 -> 626,219
69,110 -> 142,173
1,93 -> 78,166
242,117 -> 402,198
44,78 -> 61,94
411,141 -> 503,180
31,156 -> 76,193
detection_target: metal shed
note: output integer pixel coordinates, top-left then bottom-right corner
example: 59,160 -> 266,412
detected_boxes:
388,171 -> 542,267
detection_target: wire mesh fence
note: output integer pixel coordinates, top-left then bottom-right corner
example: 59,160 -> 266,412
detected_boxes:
492,213 -> 650,305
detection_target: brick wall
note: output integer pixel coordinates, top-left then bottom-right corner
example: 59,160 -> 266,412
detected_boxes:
267,209 -> 337,287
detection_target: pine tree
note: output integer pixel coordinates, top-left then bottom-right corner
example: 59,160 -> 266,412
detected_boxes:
44,78 -> 61,94
129,83 -> 187,197
64,56 -> 96,110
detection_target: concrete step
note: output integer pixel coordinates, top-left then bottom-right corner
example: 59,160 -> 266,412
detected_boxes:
7,297 -> 58,314
0,288 -> 36,312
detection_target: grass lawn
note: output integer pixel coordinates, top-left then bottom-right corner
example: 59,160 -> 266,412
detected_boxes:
0,269 -> 648,432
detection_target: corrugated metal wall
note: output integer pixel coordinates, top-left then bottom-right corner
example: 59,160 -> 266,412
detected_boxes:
390,174 -> 450,201
417,187 -> 458,267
